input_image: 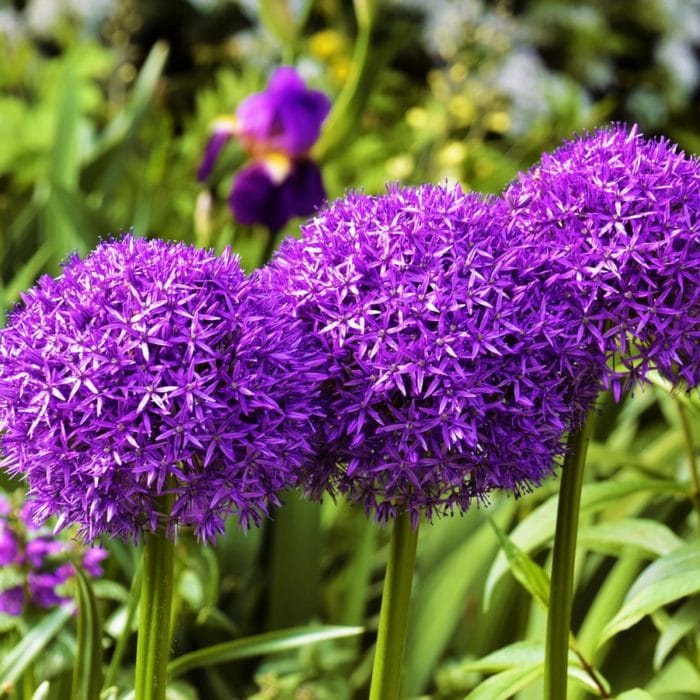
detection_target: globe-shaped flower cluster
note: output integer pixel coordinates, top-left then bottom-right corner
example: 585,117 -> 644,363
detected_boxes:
0,235 -> 322,542
265,184 -> 605,522
500,124 -> 700,394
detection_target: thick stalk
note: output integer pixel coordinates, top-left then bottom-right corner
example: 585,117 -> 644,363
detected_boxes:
544,416 -> 594,700
134,514 -> 176,700
368,511 -> 419,700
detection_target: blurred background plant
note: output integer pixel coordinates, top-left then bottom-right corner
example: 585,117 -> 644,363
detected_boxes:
0,0 -> 699,698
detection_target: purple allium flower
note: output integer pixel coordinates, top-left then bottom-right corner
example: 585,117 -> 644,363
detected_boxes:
197,66 -> 331,231
0,234 -> 322,542
28,568 -> 73,609
0,491 -> 107,616
25,537 -> 65,568
0,586 -> 23,616
500,124 -> 700,393
0,519 -> 18,565
81,547 -> 108,577
265,184 -> 603,522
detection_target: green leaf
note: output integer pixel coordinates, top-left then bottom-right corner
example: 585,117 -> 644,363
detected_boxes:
0,605 -> 74,688
463,665 -> 543,700
402,502 -> 516,697
459,641 -> 608,695
614,691 -> 654,699
600,542 -> 700,645
654,597 -> 700,670
31,681 -> 50,700
72,567 -> 103,700
461,641 -> 557,672
2,242 -> 53,312
95,42 -> 169,155
488,518 -> 550,609
50,61 -> 81,191
578,518 -> 683,558
168,625 -> 363,678
484,479 -> 686,608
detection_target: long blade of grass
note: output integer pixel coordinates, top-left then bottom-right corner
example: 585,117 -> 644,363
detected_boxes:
168,625 -> 363,678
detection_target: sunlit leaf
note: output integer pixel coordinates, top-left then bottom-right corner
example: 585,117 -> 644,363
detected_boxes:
654,597 -> 700,670
0,605 -> 74,688
485,479 -> 686,607
600,542 -> 700,645
168,625 -> 364,677
402,502 -> 515,697
463,665 -> 543,700
578,518 -> 682,558
489,518 -> 550,609
459,640 -> 608,695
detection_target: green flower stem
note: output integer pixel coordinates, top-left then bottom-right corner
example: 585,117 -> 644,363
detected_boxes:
545,415 -> 594,700
134,512 -> 176,700
369,511 -> 419,700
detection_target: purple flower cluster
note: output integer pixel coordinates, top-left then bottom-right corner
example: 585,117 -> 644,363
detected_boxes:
198,66 -> 331,231
265,184 -> 604,522
500,124 -> 700,395
0,235 -> 322,542
0,493 -> 106,616
1,123 -> 697,529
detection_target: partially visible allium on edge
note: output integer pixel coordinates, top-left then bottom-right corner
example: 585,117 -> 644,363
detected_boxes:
264,184 -> 605,522
0,234 -> 323,542
197,66 -> 331,231
0,492 -> 107,616
500,124 -> 700,395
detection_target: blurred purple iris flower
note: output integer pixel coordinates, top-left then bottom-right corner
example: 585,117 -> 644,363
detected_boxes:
198,66 -> 331,231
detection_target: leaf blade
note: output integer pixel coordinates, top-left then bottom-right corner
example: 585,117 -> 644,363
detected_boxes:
167,625 -> 364,677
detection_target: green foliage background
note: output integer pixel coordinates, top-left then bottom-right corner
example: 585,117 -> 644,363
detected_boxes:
0,1 -> 699,698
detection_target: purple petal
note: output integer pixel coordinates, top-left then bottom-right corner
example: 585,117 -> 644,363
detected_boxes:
236,93 -> 276,148
230,159 -> 326,231
0,586 -> 24,616
197,120 -> 237,181
276,90 -> 331,156
230,162 -> 292,231
236,66 -> 330,157
267,66 -> 307,94
0,524 -> 19,566
282,160 -> 327,219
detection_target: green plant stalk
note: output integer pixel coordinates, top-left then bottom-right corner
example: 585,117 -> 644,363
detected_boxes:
21,662 -> 34,700
369,511 -> 419,700
314,2 -> 374,160
544,415 -> 594,700
103,563 -> 142,691
134,511 -> 176,700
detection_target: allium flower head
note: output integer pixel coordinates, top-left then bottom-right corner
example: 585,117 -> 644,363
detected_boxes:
197,66 -> 331,231
0,492 -> 107,616
501,124 -> 700,393
266,184 -> 603,522
0,234 -> 322,542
